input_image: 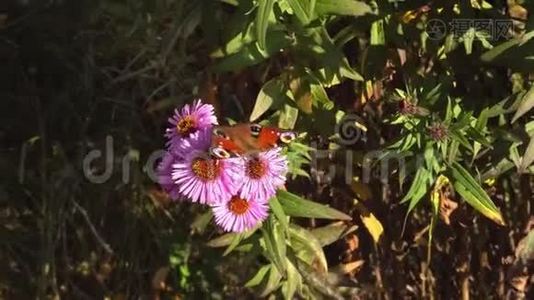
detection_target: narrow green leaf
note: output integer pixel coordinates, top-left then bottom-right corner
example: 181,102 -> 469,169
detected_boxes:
289,224 -> 328,274
282,258 -> 300,300
370,19 -> 385,46
448,162 -> 505,225
206,232 -> 238,248
520,136 -> 534,173
269,196 -> 289,232
245,264 -> 271,288
480,30 -> 534,62
213,30 -> 289,72
250,78 -> 286,121
311,222 -> 357,247
315,0 -> 374,17
190,210 -> 213,233
256,0 -> 276,51
277,190 -> 351,220
278,104 -> 299,129
463,28 -> 475,55
223,232 -> 245,256
261,216 -> 287,274
450,129 -> 474,151
339,58 -> 364,81
260,265 -> 282,297
400,167 -> 427,203
286,0 -> 311,24
512,85 -> 534,123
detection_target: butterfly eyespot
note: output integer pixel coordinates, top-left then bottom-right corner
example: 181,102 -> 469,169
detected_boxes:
210,147 -> 231,159
250,124 -> 262,136
214,128 -> 228,139
279,132 -> 296,144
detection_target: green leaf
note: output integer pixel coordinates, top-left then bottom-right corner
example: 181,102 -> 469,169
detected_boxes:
250,78 -> 286,121
223,232 -> 246,256
512,85 -> 534,123
315,0 -> 374,17
289,224 -> 328,274
277,190 -> 351,220
206,232 -> 238,248
401,167 -> 431,213
281,258 -> 300,300
190,210 -> 213,233
480,30 -> 534,62
339,58 -> 364,81
448,162 -> 505,225
309,80 -> 334,110
261,216 -> 287,274
310,222 -> 357,247
278,104 -> 299,129
269,196 -> 289,232
256,0 -> 276,51
520,136 -> 534,173
370,19 -> 385,46
245,264 -> 271,287
450,129 -> 474,151
462,28 -> 475,55
213,30 -> 289,72
286,0 -> 312,24
260,264 -> 282,297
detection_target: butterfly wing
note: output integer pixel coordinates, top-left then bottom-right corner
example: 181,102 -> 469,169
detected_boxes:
210,123 -> 296,158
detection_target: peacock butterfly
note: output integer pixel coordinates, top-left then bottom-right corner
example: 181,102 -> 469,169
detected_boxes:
209,123 -> 296,158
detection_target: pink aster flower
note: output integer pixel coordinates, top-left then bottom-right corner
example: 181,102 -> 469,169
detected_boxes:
171,127 -> 212,158
239,147 -> 288,201
171,144 -> 244,204
157,150 -> 182,200
211,194 -> 269,233
165,99 -> 218,148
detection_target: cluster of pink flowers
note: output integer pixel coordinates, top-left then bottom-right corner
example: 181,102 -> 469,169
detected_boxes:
157,100 -> 288,232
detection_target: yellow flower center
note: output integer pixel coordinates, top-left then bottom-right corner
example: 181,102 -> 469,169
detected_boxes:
246,157 -> 267,179
191,157 -> 220,181
227,196 -> 250,215
176,116 -> 197,136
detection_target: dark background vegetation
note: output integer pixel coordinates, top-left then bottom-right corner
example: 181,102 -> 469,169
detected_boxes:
1,0 -> 533,299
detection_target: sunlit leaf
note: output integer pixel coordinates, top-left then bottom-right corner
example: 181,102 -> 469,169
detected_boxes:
448,162 -> 505,225
315,0 -> 374,17
354,199 -> 383,243
289,224 -> 328,274
286,0 -> 313,24
269,196 -> 289,232
213,30 -> 289,72
245,264 -> 271,287
278,104 -> 299,129
311,222 -> 358,247
370,19 -> 385,46
261,216 -> 287,274
512,85 -> 534,123
260,264 -> 282,297
277,190 -> 352,220
256,0 -> 275,50
281,258 -> 301,300
401,167 -> 431,213
250,77 -> 286,121
519,136 -> 534,173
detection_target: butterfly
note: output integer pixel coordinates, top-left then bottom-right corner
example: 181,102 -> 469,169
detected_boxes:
209,123 -> 296,158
